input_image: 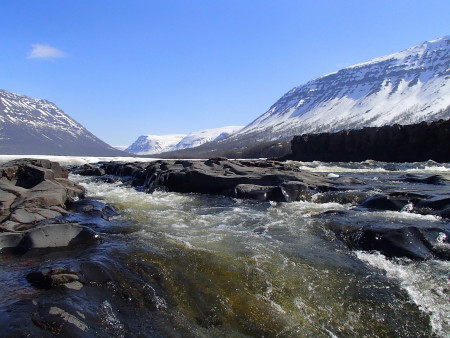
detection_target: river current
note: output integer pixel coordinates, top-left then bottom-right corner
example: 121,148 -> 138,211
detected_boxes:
2,160 -> 449,337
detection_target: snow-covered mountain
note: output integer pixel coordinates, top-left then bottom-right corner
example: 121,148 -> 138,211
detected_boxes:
126,126 -> 243,155
125,134 -> 186,155
0,89 -> 124,156
229,35 -> 450,144
172,126 -> 243,150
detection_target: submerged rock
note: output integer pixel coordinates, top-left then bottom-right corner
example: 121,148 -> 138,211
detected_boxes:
26,268 -> 82,290
403,174 -> 447,185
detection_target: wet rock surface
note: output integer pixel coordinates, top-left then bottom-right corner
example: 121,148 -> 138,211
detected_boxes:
328,222 -> 450,260
0,159 -> 175,336
1,256 -> 173,337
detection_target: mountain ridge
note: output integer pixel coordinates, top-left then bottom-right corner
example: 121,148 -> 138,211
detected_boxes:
126,126 -> 243,155
0,89 -> 125,156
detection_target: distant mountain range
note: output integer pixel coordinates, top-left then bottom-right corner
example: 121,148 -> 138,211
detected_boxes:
2,35 -> 449,158
0,89 -> 124,156
125,126 -> 242,155
163,35 -> 450,158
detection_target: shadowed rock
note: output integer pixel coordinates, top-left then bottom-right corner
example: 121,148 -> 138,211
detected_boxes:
328,222 -> 450,260
288,119 -> 450,162
0,159 -> 97,252
17,223 -> 98,251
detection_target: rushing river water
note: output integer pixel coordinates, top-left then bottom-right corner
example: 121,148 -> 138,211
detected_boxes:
1,160 -> 449,337
68,160 -> 450,337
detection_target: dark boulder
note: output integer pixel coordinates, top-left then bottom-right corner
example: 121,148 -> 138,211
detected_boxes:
0,159 -> 69,189
329,222 -> 450,260
72,164 -> 106,176
16,223 -> 98,252
360,194 -> 410,211
234,184 -> 275,201
416,197 -> 450,211
415,197 -> 450,219
359,193 -> 450,219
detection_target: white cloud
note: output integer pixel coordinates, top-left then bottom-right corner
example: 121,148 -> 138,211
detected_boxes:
28,44 -> 66,60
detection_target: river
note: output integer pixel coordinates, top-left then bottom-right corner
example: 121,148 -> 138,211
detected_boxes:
1,160 -> 449,337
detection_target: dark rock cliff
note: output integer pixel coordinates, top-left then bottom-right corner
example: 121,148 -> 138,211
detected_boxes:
288,119 -> 450,162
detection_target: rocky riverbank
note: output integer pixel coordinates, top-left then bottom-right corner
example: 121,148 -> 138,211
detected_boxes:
0,159 -> 143,336
0,159 -> 99,251
72,158 -> 450,261
288,119 -> 450,162
73,158 -> 343,202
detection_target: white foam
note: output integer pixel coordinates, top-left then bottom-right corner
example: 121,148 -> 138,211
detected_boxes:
356,251 -> 450,336
360,210 -> 442,222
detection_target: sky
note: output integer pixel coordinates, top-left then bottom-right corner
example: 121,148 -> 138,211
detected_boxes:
1,1 -> 449,147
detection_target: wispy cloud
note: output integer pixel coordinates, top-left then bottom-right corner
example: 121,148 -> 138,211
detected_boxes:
28,44 -> 66,60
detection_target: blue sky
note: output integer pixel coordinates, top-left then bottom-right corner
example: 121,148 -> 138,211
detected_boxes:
1,1 -> 449,147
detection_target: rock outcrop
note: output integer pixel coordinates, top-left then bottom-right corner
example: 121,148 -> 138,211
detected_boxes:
75,158 -> 339,202
328,222 -> 450,260
288,119 -> 450,162
0,159 -> 101,252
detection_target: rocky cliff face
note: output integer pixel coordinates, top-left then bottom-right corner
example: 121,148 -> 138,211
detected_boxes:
288,118 -> 450,162
0,89 -> 125,156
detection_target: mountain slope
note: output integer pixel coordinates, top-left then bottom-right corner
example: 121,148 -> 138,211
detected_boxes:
0,89 -> 125,156
162,35 -> 450,159
173,126 -> 243,150
231,35 -> 450,143
126,126 -> 242,155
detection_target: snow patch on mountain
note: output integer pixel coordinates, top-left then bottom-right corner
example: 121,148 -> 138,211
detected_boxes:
126,126 -> 243,155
